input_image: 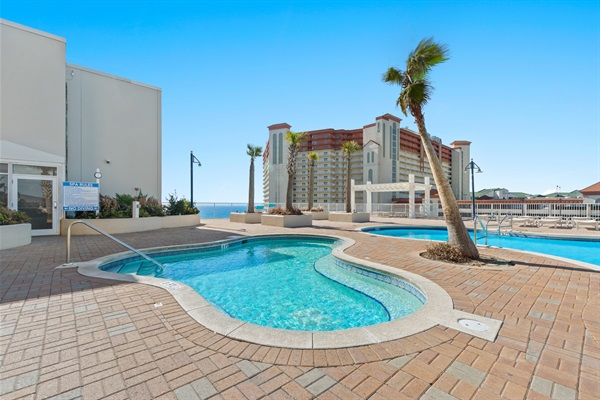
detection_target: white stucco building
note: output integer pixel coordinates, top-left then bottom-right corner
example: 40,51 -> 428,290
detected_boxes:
263,114 -> 472,207
0,19 -> 161,235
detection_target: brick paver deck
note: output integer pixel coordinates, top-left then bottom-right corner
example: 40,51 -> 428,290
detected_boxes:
1,218 -> 598,399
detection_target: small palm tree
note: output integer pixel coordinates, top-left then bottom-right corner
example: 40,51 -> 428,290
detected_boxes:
307,152 -> 318,210
246,144 -> 262,213
285,131 -> 307,212
342,141 -> 361,213
383,37 -> 479,259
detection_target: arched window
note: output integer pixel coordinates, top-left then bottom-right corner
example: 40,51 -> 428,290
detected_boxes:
371,151 -> 375,162
278,132 -> 283,164
367,153 -> 370,163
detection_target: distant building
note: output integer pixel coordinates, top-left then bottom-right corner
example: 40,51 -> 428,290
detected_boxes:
0,20 -> 161,235
262,114 -> 472,206
580,182 -> 600,202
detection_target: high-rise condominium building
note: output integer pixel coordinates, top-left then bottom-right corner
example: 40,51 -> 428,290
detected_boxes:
263,114 -> 472,206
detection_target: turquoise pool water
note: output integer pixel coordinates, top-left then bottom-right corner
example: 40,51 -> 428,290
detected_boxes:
101,237 -> 424,331
363,227 -> 600,266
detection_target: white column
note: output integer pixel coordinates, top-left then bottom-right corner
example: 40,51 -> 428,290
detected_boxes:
409,174 -> 416,218
350,179 -> 356,213
366,181 -> 372,214
424,177 -> 431,217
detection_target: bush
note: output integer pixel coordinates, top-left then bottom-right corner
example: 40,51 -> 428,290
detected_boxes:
425,242 -> 469,263
163,192 -> 199,215
268,206 -> 303,215
0,206 -> 31,225
71,190 -> 165,219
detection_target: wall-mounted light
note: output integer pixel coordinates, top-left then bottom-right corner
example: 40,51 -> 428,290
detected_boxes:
105,159 -> 111,164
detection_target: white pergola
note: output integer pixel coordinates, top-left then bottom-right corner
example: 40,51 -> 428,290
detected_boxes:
351,174 -> 433,218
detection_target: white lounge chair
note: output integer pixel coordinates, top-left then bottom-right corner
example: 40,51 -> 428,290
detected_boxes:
510,217 -> 535,228
536,217 -> 561,228
575,219 -> 599,230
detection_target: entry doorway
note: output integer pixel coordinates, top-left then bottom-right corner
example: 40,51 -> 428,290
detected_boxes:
13,175 -> 59,235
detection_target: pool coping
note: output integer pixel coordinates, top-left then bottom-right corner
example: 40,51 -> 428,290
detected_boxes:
75,233 -> 503,349
361,225 -> 600,272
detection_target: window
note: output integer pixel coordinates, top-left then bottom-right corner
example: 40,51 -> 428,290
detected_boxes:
367,153 -> 370,163
377,122 -> 380,132
278,132 -> 283,164
371,151 -> 375,162
272,134 -> 278,164
368,169 -> 373,183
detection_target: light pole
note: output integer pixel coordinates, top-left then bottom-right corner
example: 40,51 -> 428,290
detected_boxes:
190,151 -> 201,206
556,185 -> 562,218
464,159 -> 482,221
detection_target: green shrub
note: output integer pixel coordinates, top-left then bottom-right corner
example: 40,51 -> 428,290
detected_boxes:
0,206 -> 31,225
425,242 -> 469,263
268,206 -> 303,215
71,190 -> 165,219
163,192 -> 199,215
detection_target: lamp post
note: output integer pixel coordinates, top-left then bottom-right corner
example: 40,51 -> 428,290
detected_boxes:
190,151 -> 201,206
464,158 -> 482,221
556,185 -> 562,218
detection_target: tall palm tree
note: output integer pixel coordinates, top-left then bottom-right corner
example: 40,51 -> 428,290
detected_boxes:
285,131 -> 307,212
383,37 -> 479,259
307,152 -> 318,210
342,141 -> 361,213
246,144 -> 262,213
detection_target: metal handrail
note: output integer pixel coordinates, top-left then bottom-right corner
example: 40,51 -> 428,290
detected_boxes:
473,215 -> 486,246
64,220 -> 165,275
498,212 -> 512,234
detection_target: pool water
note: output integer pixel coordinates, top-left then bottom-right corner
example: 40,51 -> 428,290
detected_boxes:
365,227 -> 600,266
103,238 -> 424,331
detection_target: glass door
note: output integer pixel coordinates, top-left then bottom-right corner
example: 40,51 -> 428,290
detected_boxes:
13,176 -> 58,235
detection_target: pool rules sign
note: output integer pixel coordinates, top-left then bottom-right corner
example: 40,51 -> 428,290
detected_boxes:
62,182 -> 99,211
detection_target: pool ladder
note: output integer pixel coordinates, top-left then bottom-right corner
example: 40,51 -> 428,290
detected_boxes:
474,212 -> 511,246
64,220 -> 165,275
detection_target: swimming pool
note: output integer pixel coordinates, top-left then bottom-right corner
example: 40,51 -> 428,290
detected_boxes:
100,236 -> 424,331
363,226 -> 600,266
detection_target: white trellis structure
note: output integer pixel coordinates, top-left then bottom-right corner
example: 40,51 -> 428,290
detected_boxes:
351,174 -> 432,218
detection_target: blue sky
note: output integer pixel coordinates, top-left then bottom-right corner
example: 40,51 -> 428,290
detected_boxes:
3,0 -> 599,202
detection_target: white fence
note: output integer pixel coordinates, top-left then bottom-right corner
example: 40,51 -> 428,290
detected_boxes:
192,201 -> 600,220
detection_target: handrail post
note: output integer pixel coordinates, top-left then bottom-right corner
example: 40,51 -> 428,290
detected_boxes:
63,220 -> 164,275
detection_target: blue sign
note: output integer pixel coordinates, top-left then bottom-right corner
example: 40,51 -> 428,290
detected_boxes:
62,182 -> 99,211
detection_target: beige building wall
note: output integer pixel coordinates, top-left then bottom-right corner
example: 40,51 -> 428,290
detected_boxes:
0,19 -> 66,162
66,64 -> 162,199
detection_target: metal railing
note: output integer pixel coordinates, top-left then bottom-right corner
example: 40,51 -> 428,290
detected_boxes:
64,220 -> 164,275
191,201 -> 600,220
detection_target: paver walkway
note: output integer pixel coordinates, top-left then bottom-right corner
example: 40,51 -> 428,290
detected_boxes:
1,218 -> 598,399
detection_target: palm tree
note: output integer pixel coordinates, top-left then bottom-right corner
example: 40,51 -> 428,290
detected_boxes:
285,131 -> 307,212
383,37 -> 479,259
307,152 -> 318,210
341,141 -> 361,213
246,144 -> 262,213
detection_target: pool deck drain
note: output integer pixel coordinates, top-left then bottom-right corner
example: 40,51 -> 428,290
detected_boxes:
0,217 -> 598,399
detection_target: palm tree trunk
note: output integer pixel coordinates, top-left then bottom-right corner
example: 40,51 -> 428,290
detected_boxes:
414,109 -> 479,259
248,159 -> 255,213
345,155 -> 351,213
308,162 -> 314,210
286,172 -> 293,211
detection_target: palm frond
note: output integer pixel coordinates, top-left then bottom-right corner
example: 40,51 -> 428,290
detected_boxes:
382,67 -> 405,85
407,37 -> 449,78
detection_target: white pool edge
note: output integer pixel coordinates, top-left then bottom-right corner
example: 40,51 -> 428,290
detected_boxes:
75,233 -> 503,349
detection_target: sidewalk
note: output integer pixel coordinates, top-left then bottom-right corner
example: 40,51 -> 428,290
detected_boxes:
0,217 -> 598,399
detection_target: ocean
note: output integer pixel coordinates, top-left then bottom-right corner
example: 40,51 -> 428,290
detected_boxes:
197,203 -> 267,219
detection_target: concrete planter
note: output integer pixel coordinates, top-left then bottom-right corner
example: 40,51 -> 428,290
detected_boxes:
303,211 -> 329,220
328,212 -> 370,223
230,212 -> 262,224
261,214 -> 313,228
0,223 -> 32,250
61,214 -> 201,236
